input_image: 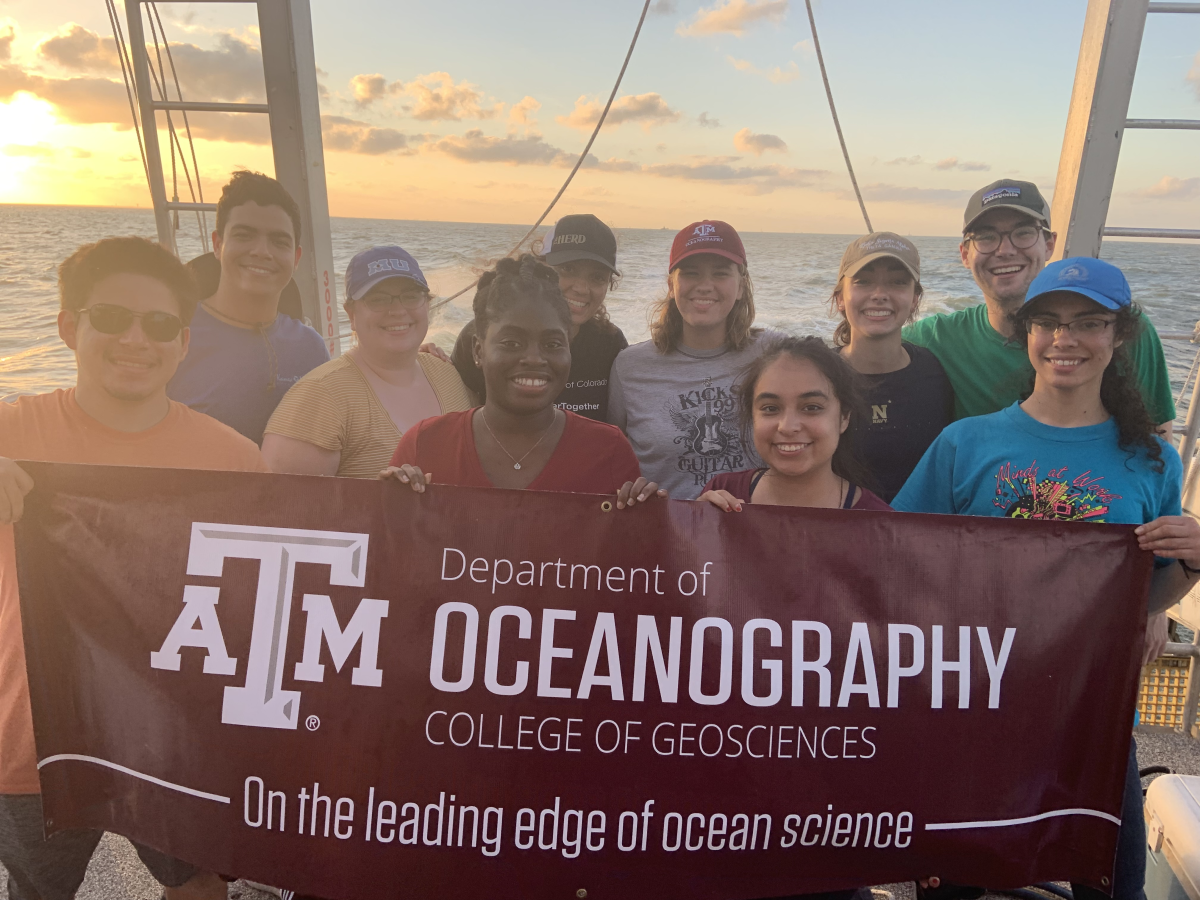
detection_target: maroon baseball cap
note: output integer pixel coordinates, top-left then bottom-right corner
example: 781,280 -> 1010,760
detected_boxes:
669,220 -> 747,272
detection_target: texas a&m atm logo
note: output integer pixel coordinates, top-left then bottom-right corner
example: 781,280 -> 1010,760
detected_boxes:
150,523 -> 389,730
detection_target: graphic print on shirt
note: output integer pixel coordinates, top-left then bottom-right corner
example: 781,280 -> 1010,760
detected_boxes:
993,460 -> 1120,522
667,376 -> 745,487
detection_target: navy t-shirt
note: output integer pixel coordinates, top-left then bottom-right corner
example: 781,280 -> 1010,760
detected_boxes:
842,342 -> 955,503
168,305 -> 330,444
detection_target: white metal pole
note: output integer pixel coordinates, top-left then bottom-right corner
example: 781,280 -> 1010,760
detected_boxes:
124,0 -> 174,252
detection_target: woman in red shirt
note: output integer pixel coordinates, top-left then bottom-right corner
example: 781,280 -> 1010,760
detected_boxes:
383,254 -> 661,507
699,335 -> 890,512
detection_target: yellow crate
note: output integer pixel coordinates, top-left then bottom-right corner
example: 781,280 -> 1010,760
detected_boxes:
1138,656 -> 1194,730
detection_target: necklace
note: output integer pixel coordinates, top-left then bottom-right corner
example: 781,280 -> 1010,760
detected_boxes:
760,470 -> 847,508
202,301 -> 275,329
480,408 -> 559,470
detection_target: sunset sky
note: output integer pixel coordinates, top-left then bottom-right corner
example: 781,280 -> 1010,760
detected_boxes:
1,0 -> 1198,234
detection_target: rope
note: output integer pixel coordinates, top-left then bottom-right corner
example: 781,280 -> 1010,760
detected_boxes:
104,0 -> 149,187
804,0 -> 872,233
435,0 -> 653,309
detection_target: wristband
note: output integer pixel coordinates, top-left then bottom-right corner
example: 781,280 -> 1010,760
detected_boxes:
1180,559 -> 1200,576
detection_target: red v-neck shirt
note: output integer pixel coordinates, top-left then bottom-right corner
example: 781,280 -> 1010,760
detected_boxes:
391,409 -> 642,493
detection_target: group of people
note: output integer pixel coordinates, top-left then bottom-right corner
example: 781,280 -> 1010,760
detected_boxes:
0,169 -> 1198,900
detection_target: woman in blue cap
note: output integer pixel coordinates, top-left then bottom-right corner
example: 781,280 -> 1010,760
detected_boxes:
894,257 -> 1200,900
262,245 -> 474,477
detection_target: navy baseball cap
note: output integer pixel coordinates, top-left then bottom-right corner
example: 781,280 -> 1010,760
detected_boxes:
1023,257 -> 1131,310
345,245 -> 428,301
541,214 -> 619,275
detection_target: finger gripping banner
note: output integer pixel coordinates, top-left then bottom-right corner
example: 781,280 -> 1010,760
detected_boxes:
14,463 -> 1151,899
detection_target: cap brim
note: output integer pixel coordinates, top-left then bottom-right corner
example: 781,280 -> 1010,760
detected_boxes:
842,251 -> 920,284
670,247 -> 745,271
349,271 -> 428,301
543,247 -> 619,275
1024,286 -> 1124,311
963,205 -> 1049,234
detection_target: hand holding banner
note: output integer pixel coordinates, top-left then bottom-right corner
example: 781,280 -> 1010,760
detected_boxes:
14,463 -> 1151,899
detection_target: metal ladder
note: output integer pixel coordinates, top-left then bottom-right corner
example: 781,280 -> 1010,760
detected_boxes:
123,0 -> 341,357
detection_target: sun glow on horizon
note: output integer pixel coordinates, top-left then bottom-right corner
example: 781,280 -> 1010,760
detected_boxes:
0,93 -> 58,196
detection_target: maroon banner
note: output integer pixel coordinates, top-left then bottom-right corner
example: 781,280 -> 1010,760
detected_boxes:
15,462 -> 1151,899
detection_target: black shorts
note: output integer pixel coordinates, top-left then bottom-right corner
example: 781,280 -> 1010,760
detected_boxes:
0,793 -> 199,900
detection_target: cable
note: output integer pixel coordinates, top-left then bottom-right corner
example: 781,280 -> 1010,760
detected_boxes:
435,0 -> 653,308
804,0 -> 872,233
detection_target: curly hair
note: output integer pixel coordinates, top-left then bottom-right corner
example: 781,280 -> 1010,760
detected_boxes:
59,237 -> 199,324
1010,301 -> 1164,473
828,273 -> 925,348
650,267 -> 757,353
472,253 -> 571,338
734,335 -> 875,489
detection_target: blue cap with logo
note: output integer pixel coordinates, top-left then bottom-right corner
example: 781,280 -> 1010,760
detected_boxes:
1024,257 -> 1131,311
345,245 -> 428,301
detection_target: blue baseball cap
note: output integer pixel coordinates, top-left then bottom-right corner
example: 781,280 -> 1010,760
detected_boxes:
345,245 -> 428,301
1023,257 -> 1131,310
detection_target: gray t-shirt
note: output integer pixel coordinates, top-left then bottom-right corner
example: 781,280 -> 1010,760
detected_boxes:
608,332 -> 773,500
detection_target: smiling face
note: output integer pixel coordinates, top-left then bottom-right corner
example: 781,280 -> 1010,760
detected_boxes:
58,272 -> 190,402
554,259 -> 611,327
961,208 -> 1055,311
751,354 -> 849,478
348,276 -> 430,357
669,253 -> 742,340
1025,293 -> 1120,393
839,258 -> 919,340
473,296 -> 572,416
212,202 -> 301,302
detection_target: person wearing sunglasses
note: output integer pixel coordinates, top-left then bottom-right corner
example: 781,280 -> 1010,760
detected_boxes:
901,179 -> 1174,433
0,237 -> 265,900
895,257 -> 1200,900
167,170 -> 330,445
263,245 -> 474,478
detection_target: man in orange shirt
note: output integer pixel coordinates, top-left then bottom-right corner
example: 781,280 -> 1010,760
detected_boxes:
0,237 -> 265,900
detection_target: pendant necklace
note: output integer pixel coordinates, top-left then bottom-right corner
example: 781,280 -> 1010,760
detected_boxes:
481,408 -> 559,470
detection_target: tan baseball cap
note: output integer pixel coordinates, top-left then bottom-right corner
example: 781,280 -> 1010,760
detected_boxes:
838,232 -> 921,283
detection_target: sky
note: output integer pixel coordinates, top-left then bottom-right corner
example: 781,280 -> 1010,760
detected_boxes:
0,0 -> 1197,235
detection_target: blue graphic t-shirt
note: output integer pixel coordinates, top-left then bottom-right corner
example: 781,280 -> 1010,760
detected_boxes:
168,306 -> 330,445
893,403 -> 1181,541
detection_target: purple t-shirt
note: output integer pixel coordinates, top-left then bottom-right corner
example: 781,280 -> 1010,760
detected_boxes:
703,468 -> 892,510
167,305 -> 329,444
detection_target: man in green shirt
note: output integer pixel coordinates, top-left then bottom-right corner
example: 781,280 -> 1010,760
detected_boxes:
903,179 -> 1176,433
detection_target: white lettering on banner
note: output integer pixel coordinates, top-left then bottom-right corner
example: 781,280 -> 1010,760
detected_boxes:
150,523 -> 380,730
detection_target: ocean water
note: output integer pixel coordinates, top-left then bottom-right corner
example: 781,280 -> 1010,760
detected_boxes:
4,204 -> 1200,418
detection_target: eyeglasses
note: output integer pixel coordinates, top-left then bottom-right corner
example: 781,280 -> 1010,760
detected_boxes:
78,304 -> 184,342
359,290 -> 430,312
965,225 -> 1047,254
1025,317 -> 1116,337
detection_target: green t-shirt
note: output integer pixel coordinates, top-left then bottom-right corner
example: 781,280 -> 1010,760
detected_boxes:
902,303 -> 1176,424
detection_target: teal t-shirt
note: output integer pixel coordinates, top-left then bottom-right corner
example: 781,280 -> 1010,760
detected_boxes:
893,403 -> 1181,538
902,303 -> 1176,425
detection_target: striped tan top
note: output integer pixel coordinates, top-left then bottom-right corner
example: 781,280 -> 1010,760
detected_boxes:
265,353 -> 475,478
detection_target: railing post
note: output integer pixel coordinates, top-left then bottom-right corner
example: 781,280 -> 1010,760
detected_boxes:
123,0 -> 174,253
1181,335 -> 1200,512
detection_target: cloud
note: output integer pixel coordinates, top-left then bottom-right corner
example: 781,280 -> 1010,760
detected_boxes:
697,111 -> 720,128
792,39 -> 812,54
37,23 -> 119,72
1188,52 -> 1200,100
858,183 -> 972,205
558,92 -> 681,131
1142,175 -> 1200,200
678,0 -> 788,37
158,33 -> 265,102
727,56 -> 799,83
650,0 -> 677,12
397,71 -> 500,121
0,64 -> 130,127
641,159 -> 823,193
0,21 -> 16,63
508,95 -> 540,127
427,129 -> 576,166
322,115 -> 416,155
733,127 -> 787,155
886,155 -> 924,166
4,143 -> 54,157
350,73 -> 387,106
933,156 -> 990,172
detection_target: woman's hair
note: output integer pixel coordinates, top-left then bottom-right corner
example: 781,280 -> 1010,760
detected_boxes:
828,267 -> 925,348
649,264 -> 757,353
472,254 -> 571,338
734,335 -> 874,487
1010,300 -> 1164,472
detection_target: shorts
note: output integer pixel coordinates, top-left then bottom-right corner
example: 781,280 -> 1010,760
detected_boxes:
0,793 -> 200,900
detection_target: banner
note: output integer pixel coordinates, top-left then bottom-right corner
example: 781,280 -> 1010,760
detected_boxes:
15,462 -> 1151,899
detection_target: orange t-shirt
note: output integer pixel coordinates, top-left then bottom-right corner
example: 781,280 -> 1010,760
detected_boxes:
0,389 -> 266,793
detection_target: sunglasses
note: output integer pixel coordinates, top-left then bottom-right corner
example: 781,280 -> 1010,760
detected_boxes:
78,304 -> 184,342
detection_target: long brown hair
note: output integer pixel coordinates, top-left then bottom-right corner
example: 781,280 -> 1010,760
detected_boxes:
650,265 -> 757,353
